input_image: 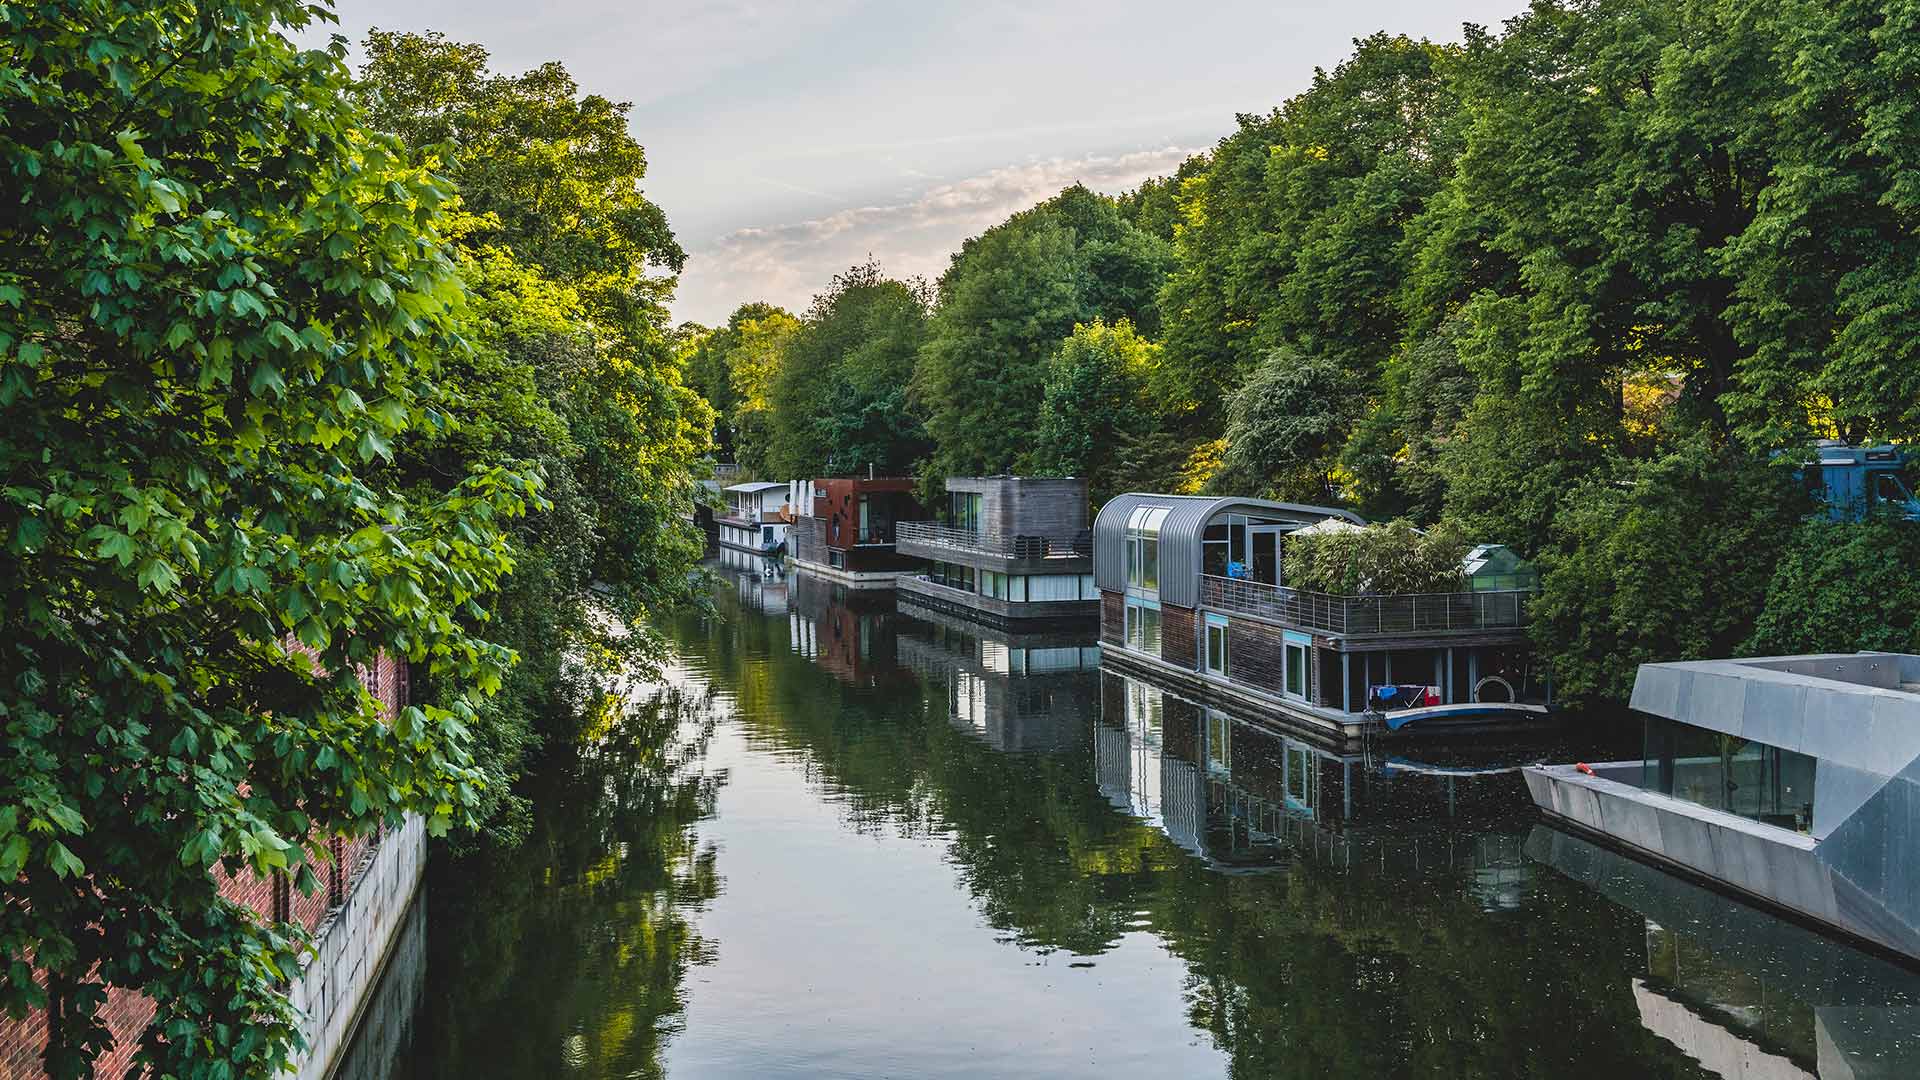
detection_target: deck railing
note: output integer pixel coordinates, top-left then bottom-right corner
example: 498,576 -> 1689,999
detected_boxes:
1200,574 -> 1532,637
895,521 -> 1092,560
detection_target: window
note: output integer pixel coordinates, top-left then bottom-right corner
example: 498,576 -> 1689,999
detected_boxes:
1642,717 -> 1816,833
1283,633 -> 1310,701
857,496 -> 870,542
1204,614 -> 1229,676
1871,471 -> 1914,509
1125,597 -> 1161,654
1126,506 -> 1168,593
952,490 -> 983,532
762,525 -> 775,544
828,550 -> 846,569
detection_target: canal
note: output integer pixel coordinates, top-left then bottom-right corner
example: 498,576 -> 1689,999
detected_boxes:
339,564 -> 1920,1079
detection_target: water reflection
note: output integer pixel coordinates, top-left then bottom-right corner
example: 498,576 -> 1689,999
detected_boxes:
1530,826 -> 1920,1078
351,564 -> 1920,1079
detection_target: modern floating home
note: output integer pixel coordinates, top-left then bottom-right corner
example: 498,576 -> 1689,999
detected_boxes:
787,476 -> 926,587
716,480 -> 793,556
1092,493 -> 1549,742
1527,652 -> 1920,963
895,476 -> 1097,625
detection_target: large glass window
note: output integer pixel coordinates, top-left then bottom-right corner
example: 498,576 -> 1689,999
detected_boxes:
1642,717 -> 1816,833
1126,506 -> 1168,594
952,490 -> 983,532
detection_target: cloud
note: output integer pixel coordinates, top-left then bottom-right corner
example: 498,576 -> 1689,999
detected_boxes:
672,145 -> 1201,325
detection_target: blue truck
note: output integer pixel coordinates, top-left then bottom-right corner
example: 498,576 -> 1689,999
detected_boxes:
1798,442 -> 1920,521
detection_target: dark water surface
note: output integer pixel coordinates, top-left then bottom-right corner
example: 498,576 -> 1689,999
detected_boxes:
345,565 -> 1920,1079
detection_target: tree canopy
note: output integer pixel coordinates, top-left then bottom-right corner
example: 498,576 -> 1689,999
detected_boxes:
1,3 -> 538,1073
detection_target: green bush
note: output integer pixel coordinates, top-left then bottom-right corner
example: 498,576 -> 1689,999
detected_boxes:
1748,518 -> 1920,656
1282,521 -> 1469,595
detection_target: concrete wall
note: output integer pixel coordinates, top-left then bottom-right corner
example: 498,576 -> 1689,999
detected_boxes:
323,884 -> 425,1080
287,814 -> 427,1080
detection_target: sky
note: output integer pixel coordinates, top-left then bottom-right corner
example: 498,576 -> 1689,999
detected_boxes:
307,0 -> 1524,327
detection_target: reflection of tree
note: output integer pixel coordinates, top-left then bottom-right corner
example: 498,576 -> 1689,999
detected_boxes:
400,684 -> 723,1079
679,590 -> 1713,1079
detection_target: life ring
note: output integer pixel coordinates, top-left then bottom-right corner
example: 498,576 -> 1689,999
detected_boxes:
1473,675 -> 1514,704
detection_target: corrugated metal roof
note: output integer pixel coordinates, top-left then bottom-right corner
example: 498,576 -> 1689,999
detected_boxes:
724,480 -> 788,493
1093,493 -> 1364,606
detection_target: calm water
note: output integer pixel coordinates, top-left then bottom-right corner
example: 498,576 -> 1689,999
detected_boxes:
343,563 -> 1920,1079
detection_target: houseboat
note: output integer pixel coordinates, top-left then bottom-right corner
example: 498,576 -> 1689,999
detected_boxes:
1092,493 -> 1549,743
787,476 -> 927,587
716,480 -> 792,556
895,476 -> 1097,625
1526,652 -> 1920,963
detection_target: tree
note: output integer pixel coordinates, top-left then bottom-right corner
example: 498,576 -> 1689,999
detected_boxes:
0,3 -> 536,1074
1527,441 -> 1803,704
765,263 -> 930,479
678,302 -> 797,469
1748,519 -> 1920,657
1158,34 -> 1464,428
1216,347 -> 1362,503
354,33 -> 712,842
913,185 -> 1172,480
1026,320 -> 1163,505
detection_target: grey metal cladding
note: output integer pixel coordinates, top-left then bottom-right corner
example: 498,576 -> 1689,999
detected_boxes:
1092,492 -> 1364,605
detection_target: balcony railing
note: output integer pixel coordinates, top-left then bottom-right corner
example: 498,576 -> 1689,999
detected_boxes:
1200,574 -> 1532,637
895,521 -> 1092,560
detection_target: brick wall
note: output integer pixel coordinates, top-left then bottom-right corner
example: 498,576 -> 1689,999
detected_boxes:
0,652 -> 407,1077
1161,604 -> 1196,670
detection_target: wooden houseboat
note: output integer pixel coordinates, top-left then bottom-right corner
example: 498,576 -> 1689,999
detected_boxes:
1092,493 -> 1550,742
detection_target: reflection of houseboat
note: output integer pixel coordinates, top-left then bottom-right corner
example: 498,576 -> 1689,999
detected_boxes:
788,477 -> 927,588
716,480 -> 793,556
892,603 -> 1100,753
1527,653 -> 1920,962
784,569 -> 910,688
1529,826 -> 1920,1077
1094,494 -> 1550,742
895,476 -> 1097,625
1096,670 -> 1539,890
712,552 -> 788,615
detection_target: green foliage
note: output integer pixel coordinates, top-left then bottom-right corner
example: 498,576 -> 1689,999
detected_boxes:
0,3 -> 539,1074
1748,519 -> 1920,656
1216,346 -> 1361,503
913,185 -> 1172,479
1282,522 -> 1468,596
1528,442 -> 1804,705
680,302 -> 798,470
354,33 -> 712,847
764,263 -> 931,479
1025,320 -> 1170,505
1158,33 -> 1464,428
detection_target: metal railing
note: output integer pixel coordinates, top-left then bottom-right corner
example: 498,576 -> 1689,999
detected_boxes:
1200,574 -> 1532,637
895,521 -> 1092,560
